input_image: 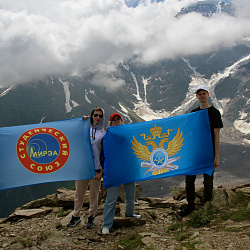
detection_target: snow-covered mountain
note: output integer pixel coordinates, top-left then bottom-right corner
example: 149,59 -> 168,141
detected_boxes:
176,0 -> 234,17
1,44 -> 249,145
0,0 -> 249,218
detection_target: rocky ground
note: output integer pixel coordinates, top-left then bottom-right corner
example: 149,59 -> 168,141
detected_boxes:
0,183 -> 249,250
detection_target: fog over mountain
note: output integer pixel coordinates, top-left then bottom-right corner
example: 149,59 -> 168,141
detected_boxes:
0,0 -> 250,218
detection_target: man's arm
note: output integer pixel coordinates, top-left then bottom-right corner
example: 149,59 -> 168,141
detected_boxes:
214,128 -> 221,168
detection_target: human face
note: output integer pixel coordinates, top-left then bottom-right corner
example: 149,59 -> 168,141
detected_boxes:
111,115 -> 122,126
196,90 -> 209,104
92,110 -> 103,126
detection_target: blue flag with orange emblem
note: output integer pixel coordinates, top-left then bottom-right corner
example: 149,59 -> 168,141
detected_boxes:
0,118 -> 95,191
103,110 -> 214,188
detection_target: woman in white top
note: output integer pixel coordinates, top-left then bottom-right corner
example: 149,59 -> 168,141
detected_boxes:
67,107 -> 105,229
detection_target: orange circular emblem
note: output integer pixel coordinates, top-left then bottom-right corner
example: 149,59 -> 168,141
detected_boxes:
16,127 -> 70,174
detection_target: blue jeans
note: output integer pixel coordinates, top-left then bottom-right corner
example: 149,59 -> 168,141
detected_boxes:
103,182 -> 136,229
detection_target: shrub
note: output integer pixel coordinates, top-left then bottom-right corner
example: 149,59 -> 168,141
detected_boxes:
117,234 -> 144,249
188,209 -> 211,228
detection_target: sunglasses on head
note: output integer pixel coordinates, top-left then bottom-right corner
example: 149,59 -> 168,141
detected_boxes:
93,114 -> 103,118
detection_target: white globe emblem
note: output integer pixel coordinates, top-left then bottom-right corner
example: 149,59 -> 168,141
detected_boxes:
150,148 -> 169,169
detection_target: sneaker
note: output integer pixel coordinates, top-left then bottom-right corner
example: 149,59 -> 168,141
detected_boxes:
126,214 -> 141,219
101,227 -> 110,234
67,216 -> 81,227
178,205 -> 195,217
86,216 -> 94,229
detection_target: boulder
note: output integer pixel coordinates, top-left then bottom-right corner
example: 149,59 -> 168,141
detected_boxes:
212,187 -> 228,209
113,216 -> 146,229
8,206 -> 52,221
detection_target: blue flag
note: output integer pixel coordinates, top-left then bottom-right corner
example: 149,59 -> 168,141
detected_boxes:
0,118 -> 95,191
103,110 -> 214,188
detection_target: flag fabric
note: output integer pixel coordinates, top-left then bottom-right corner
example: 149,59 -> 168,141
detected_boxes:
0,118 -> 95,191
103,110 -> 214,188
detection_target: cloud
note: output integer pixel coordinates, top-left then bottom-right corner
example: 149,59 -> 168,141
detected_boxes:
89,73 -> 126,92
0,0 -> 250,88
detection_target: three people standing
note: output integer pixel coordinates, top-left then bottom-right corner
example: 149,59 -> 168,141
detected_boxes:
68,84 -> 223,226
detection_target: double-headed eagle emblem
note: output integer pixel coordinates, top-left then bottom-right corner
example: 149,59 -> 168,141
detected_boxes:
131,125 -> 184,175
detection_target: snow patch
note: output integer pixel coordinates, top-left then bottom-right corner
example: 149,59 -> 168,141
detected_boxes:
40,117 -> 46,123
71,100 -> 79,107
119,103 -> 129,114
50,76 -> 54,84
131,72 -> 142,102
243,138 -> 250,144
133,101 -> 170,121
58,77 -> 79,113
0,85 -> 13,97
142,77 -> 150,104
85,90 -> 91,104
233,119 -> 250,135
219,98 -> 230,109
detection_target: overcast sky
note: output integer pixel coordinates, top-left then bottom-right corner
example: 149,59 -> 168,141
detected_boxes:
0,0 -> 250,88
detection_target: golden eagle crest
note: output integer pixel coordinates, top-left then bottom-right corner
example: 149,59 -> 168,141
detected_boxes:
131,125 -> 183,175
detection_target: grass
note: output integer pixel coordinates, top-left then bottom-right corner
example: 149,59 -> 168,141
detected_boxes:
187,208 -> 211,228
167,221 -> 186,232
178,240 -> 203,250
229,191 -> 250,208
220,191 -> 250,222
115,234 -> 145,249
11,237 -> 37,248
56,211 -> 67,218
166,191 -> 250,244
55,222 -> 62,229
223,207 -> 250,221
223,227 -> 242,232
174,232 -> 192,241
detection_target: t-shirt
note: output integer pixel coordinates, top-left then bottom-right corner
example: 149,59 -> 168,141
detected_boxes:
191,106 -> 223,149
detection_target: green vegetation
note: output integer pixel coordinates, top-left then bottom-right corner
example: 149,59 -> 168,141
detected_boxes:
11,237 -> 37,248
10,232 -> 52,248
174,232 -> 192,241
165,191 -> 250,249
167,221 -> 186,232
187,207 -> 212,228
55,211 -> 67,218
221,191 -> 250,222
177,240 -> 203,250
55,222 -> 62,229
115,234 -> 145,249
230,191 -> 250,208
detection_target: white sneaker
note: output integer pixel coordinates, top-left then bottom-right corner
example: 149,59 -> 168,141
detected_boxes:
126,214 -> 141,218
132,214 -> 141,219
102,227 -> 109,234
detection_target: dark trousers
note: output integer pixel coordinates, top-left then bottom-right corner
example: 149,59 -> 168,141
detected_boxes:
185,172 -> 214,205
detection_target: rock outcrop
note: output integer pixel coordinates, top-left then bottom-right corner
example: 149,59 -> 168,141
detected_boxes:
0,183 -> 249,249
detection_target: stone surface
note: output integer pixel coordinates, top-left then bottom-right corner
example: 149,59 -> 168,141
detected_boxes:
8,207 -> 52,221
0,183 -> 249,249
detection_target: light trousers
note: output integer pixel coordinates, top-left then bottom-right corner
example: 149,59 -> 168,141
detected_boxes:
103,182 -> 136,229
73,179 -> 101,217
